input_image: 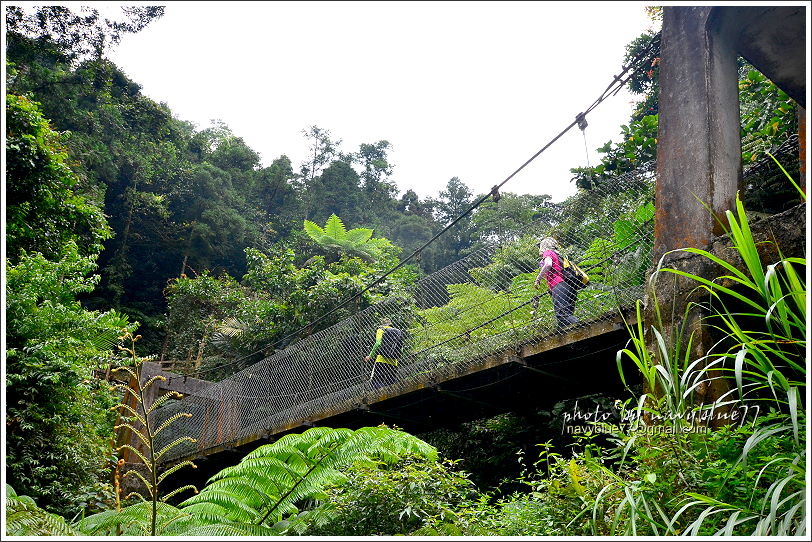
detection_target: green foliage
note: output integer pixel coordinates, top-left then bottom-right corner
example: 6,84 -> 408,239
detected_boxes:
654,192 -> 806,410
5,485 -> 81,536
419,411 -> 562,493
580,30 -> 799,213
161,270 -> 255,374
739,68 -> 799,163
76,426 -> 438,536
5,242 -> 133,517
178,426 -> 437,530
418,185 -> 805,537
470,192 -> 560,250
415,436 -> 618,536
303,213 -> 392,263
94,331 -> 198,536
305,456 -> 477,536
161,241 -> 419,377
569,114 -> 658,190
5,5 -> 164,64
737,65 -> 802,214
5,94 -> 111,263
607,189 -> 807,535
407,210 -> 649,370
624,31 -> 661,121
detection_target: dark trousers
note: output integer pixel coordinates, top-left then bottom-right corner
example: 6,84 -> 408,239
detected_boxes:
551,281 -> 579,327
370,362 -> 398,389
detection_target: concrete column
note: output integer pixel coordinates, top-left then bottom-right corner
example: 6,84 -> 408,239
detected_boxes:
655,6 -> 743,261
649,6 -> 745,424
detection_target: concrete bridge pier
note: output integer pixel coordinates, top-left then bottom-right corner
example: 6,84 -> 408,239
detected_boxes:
650,6 -> 806,421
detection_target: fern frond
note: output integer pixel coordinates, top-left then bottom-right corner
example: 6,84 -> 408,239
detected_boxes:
116,444 -> 151,466
150,409 -> 192,437
180,522 -> 282,536
6,495 -> 80,536
157,460 -> 197,484
182,491 -> 264,523
323,214 -> 347,239
152,411 -> 193,436
160,484 -> 198,502
147,391 -> 185,413
276,504 -> 339,534
182,426 -> 437,528
345,227 -> 373,244
211,316 -> 249,341
155,510 -> 202,535
112,422 -> 150,447
142,374 -> 167,391
208,455 -> 307,488
79,501 -> 188,536
122,468 -> 155,496
110,365 -> 138,381
303,220 -> 326,243
78,502 -> 151,535
176,501 -> 235,525
111,402 -> 146,425
154,436 -> 197,460
182,478 -> 270,511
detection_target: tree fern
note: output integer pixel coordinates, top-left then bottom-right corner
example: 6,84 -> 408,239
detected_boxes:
177,426 -> 437,530
303,213 -> 383,262
344,227 -> 373,244
5,485 -> 80,536
303,218 -> 328,244
323,213 -> 347,239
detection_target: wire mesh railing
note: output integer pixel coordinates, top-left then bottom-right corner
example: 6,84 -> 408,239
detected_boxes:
152,162 -> 657,461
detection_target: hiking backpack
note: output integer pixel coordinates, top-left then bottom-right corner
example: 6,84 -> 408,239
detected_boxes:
379,327 -> 405,358
558,252 -> 590,290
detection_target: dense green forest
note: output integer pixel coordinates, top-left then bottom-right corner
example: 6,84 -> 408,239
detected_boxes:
5,5 -> 806,537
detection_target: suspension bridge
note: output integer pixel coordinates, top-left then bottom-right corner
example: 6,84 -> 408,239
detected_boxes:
138,160 -> 659,466
122,124 -> 801,474
108,4 -> 806,503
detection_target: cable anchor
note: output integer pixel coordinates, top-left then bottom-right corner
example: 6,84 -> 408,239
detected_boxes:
490,185 -> 501,203
576,113 -> 588,131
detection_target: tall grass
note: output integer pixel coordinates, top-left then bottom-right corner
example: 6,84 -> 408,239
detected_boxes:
606,181 -> 806,535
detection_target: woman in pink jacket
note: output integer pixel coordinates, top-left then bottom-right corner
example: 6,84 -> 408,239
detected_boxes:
534,236 -> 579,328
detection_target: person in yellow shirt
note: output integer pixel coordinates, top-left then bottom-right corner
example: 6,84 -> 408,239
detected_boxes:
364,318 -> 403,389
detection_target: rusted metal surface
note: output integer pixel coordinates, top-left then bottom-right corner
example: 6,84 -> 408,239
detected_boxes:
112,363 -> 213,464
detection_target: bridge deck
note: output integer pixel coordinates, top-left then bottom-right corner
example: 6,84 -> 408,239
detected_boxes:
170,308 -> 639,465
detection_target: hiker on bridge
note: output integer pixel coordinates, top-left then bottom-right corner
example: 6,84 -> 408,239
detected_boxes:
364,318 -> 404,389
534,236 -> 579,328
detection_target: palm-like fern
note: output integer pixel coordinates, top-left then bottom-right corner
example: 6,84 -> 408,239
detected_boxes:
303,213 -> 388,262
77,426 -> 437,536
177,426 -> 438,533
5,485 -> 80,536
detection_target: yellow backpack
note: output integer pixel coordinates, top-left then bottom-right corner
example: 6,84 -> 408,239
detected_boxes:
558,252 -> 590,290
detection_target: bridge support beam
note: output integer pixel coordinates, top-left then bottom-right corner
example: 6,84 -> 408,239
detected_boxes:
435,386 -> 503,412
508,356 -> 578,385
652,6 -> 806,425
656,6 -> 742,258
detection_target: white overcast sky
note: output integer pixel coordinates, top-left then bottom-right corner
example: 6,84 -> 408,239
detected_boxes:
15,1 -> 661,202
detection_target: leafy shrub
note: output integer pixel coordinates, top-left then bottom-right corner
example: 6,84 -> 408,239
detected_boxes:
306,456 -> 477,536
5,243 -> 133,516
